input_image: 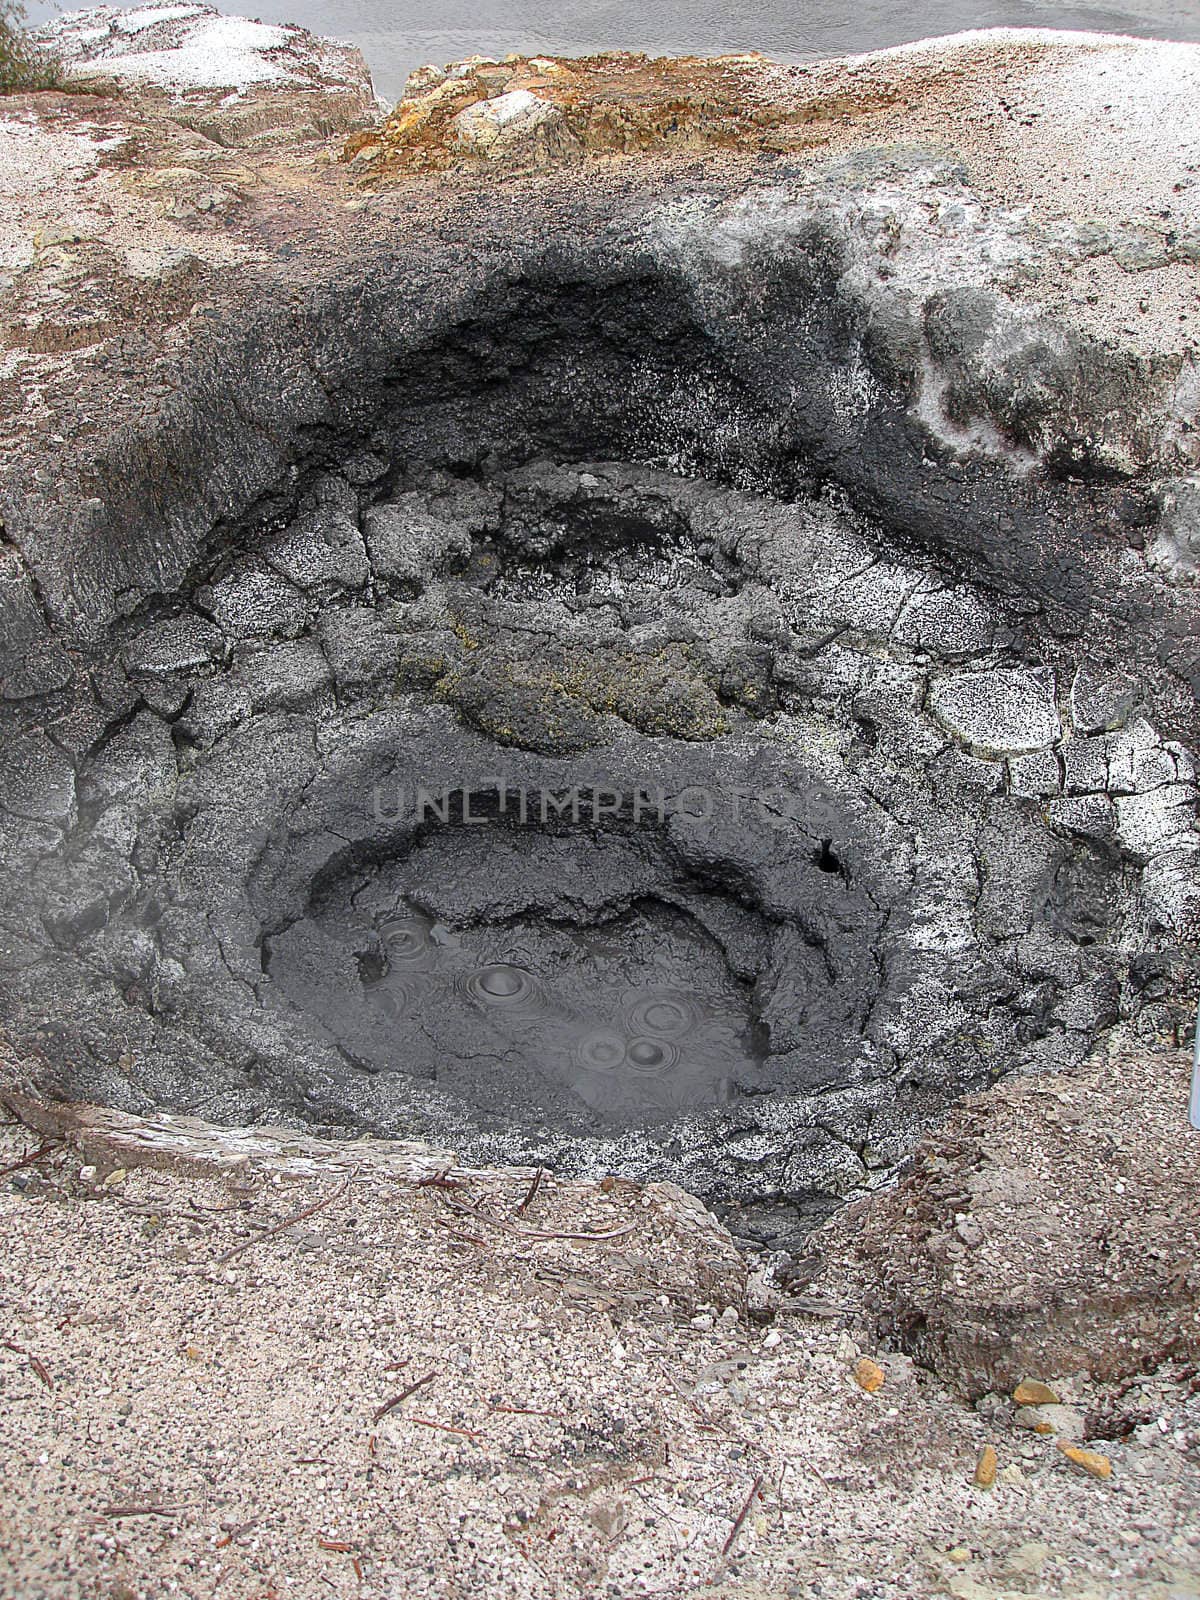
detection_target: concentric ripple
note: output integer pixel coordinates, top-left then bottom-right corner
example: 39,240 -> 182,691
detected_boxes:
575,1028 -> 629,1072
378,913 -> 439,970
623,989 -> 702,1039
625,1036 -> 681,1074
459,963 -> 547,1019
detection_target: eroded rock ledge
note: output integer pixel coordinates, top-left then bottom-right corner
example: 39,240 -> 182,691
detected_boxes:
824,1035 -> 1200,1394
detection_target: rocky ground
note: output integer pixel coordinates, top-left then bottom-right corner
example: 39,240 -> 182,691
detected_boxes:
2,1055 -> 1199,1600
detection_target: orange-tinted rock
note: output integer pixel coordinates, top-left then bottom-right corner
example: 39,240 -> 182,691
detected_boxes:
1058,1442 -> 1112,1480
1013,1380 -> 1059,1406
854,1356 -> 885,1393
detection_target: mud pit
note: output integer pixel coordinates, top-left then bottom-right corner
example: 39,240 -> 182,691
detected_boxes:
3,201 -> 1199,1247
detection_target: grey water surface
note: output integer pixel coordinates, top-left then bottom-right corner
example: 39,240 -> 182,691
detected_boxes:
22,0 -> 1200,99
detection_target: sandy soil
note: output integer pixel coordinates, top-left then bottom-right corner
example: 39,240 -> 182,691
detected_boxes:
1,1107 -> 1199,1600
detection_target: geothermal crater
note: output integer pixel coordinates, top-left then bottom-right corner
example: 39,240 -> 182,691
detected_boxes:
2,200 -> 1197,1246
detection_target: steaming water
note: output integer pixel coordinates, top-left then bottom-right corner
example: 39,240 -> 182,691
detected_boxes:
23,0 -> 1200,100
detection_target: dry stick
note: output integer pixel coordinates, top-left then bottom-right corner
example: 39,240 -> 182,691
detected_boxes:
215,1178 -> 351,1265
0,1139 -> 60,1179
411,1417 -> 484,1440
514,1166 -> 544,1216
443,1195 -> 635,1244
102,1505 -> 180,1520
434,1220 -> 488,1246
721,1473 -> 764,1558
215,1517 -> 261,1549
663,1366 -> 724,1433
1,1339 -> 53,1391
371,1370 -> 436,1425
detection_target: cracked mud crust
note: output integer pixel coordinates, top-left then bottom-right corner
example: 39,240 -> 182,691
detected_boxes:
1,7 -> 1199,1238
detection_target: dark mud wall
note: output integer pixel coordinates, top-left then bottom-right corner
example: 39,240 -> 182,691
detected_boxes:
0,159 -> 1196,1248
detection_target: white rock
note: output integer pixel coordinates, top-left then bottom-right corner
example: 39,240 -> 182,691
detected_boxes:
450,90 -> 563,160
1069,662 -> 1137,734
1047,793 -> 1116,843
402,63 -> 447,100
1008,748 -> 1061,797
929,668 -> 1060,754
1114,784 -> 1197,858
33,2 -> 370,99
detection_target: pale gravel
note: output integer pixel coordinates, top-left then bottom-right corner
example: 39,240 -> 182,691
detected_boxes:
2,1122 -> 1199,1600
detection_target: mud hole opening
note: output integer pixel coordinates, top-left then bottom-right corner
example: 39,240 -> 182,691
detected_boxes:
3,255 -> 1197,1253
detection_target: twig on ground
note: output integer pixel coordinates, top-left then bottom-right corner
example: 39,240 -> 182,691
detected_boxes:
411,1417 -> 484,1440
371,1370 -> 436,1424
215,1178 -> 350,1264
721,1473 -> 763,1558
0,1139 -> 60,1178
514,1166 -> 544,1215
663,1365 -> 724,1432
2,1339 -> 53,1390
215,1517 -> 261,1548
101,1505 -> 180,1520
434,1219 -> 488,1246
443,1194 -> 635,1243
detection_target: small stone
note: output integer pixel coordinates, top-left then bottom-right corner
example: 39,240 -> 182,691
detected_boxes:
1036,1404 -> 1087,1441
1058,1441 -> 1112,1479
929,668 -> 1059,754
1005,1542 -> 1049,1578
998,1464 -> 1026,1486
947,1547 -> 972,1564
101,1168 -> 128,1188
1014,1406 -> 1055,1434
854,1357 -> 885,1394
720,1305 -> 739,1325
450,89 -> 563,160
973,1444 -> 998,1488
588,1500 -> 627,1537
78,1165 -> 97,1185
763,1330 -> 782,1349
1070,662 -> 1137,733
690,1314 -> 714,1332
1013,1379 -> 1059,1406
955,1215 -> 984,1248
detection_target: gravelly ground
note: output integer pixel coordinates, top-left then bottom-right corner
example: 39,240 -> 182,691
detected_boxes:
2,1118 -> 1198,1600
